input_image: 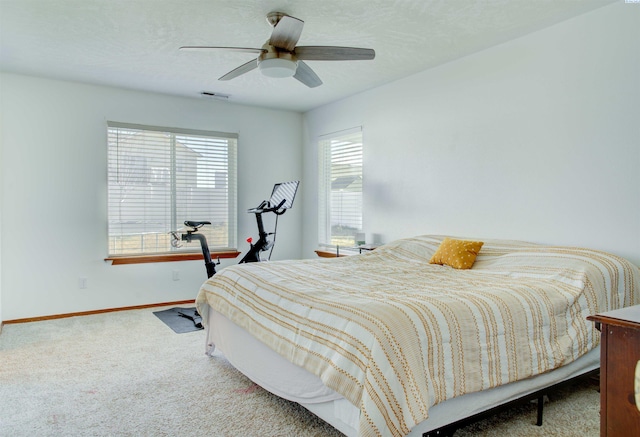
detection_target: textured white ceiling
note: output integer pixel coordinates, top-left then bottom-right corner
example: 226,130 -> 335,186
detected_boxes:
0,0 -> 614,112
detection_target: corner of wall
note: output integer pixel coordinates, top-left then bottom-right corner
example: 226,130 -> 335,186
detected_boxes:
0,76 -> 4,327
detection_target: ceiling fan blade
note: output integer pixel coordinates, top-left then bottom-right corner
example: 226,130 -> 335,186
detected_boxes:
293,61 -> 322,88
180,46 -> 266,54
219,59 -> 258,81
295,46 -> 375,61
269,15 -> 304,52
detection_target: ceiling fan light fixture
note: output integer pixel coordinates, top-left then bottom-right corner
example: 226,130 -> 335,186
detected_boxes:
258,57 -> 298,78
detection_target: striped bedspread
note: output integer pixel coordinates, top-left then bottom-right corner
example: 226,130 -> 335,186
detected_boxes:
195,235 -> 640,437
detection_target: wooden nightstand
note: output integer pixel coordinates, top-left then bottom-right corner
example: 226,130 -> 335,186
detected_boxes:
314,245 -> 378,258
588,305 -> 640,436
314,249 -> 347,258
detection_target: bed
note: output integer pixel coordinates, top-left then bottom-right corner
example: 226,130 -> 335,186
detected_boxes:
195,235 -> 640,437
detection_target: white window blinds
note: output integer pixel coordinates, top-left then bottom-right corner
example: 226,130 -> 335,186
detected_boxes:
107,122 -> 237,256
318,128 -> 363,247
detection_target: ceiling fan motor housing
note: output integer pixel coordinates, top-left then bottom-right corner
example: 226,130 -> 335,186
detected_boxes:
266,11 -> 287,27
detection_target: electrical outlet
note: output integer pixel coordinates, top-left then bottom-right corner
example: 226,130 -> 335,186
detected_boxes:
172,270 -> 180,281
78,277 -> 88,289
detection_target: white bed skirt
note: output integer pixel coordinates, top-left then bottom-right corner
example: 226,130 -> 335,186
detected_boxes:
204,306 -> 599,437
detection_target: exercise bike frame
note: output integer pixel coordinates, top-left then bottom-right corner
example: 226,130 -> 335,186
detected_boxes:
179,228 -> 219,279
177,198 -> 288,279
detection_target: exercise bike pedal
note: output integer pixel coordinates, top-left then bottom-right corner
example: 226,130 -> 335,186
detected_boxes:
263,241 -> 274,251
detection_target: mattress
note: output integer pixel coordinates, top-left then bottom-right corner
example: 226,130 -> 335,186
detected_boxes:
204,305 -> 600,436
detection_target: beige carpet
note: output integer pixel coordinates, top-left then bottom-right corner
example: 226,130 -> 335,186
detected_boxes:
0,306 -> 599,436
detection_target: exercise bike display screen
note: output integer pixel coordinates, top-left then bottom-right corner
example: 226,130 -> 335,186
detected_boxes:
269,181 -> 299,210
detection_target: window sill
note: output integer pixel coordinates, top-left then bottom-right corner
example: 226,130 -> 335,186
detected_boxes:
105,251 -> 240,265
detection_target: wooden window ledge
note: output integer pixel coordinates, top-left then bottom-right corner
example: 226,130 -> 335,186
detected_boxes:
106,251 -> 240,265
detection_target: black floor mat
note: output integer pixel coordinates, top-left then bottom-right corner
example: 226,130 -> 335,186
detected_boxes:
153,307 -> 204,333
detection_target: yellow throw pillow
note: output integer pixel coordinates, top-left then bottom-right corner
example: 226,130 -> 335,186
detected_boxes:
429,238 -> 484,269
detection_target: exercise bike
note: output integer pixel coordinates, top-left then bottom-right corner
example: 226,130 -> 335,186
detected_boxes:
171,181 -> 299,279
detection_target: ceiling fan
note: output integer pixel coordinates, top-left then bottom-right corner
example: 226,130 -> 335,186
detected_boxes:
180,11 -> 375,88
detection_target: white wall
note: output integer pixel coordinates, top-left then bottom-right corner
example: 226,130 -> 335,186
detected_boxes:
2,3 -> 638,321
302,2 -> 640,265
0,74 -> 302,320
0,75 -> 3,327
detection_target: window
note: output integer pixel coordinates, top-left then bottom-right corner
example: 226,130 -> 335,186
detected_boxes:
107,122 -> 237,256
318,128 -> 363,247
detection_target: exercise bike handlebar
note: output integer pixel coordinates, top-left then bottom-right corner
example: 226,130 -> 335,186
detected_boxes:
271,198 -> 288,215
247,198 -> 287,215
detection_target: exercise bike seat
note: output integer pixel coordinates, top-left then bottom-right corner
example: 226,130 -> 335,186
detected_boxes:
184,220 -> 211,229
